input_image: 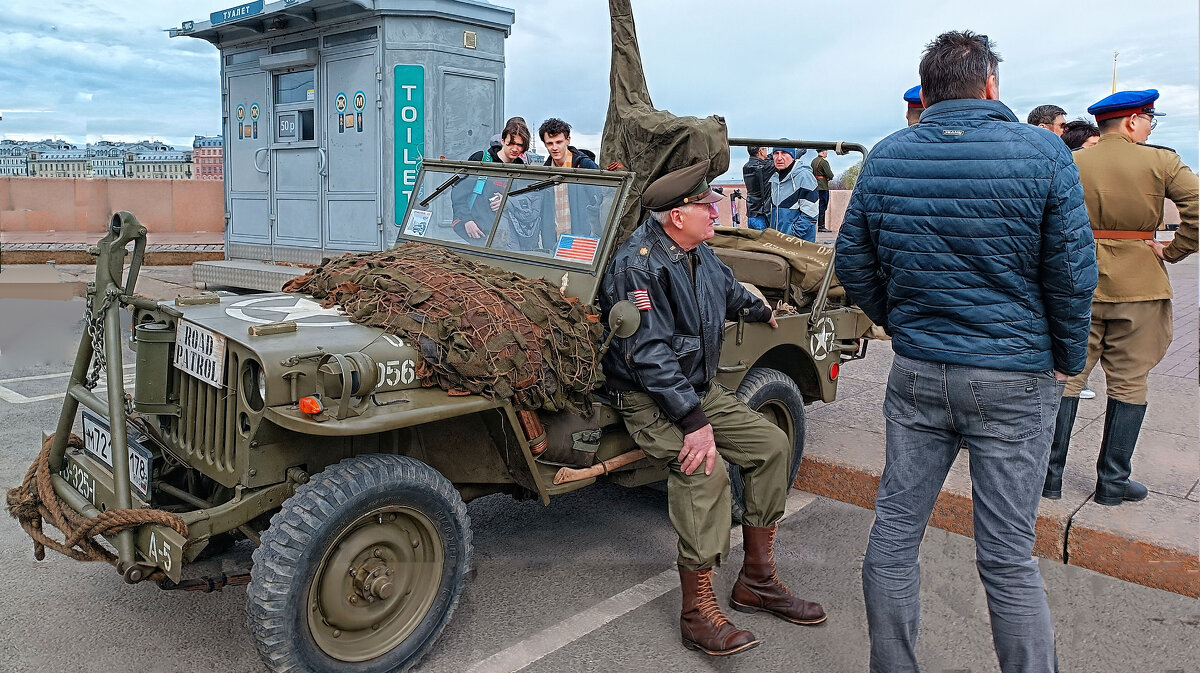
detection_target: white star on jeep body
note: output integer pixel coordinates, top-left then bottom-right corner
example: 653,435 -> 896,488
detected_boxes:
254,297 -> 346,321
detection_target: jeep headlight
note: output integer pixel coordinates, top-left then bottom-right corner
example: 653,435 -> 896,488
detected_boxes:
243,359 -> 266,411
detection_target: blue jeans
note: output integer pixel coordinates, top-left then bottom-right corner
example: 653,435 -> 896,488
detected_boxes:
863,354 -> 1062,673
747,215 -> 768,231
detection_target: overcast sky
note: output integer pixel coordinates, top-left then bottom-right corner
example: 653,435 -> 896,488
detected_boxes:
0,0 -> 1196,180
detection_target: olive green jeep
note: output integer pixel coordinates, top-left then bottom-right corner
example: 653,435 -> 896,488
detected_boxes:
15,141 -> 872,673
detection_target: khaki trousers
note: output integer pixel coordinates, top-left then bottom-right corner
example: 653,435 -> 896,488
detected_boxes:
614,384 -> 789,570
1065,299 -> 1173,404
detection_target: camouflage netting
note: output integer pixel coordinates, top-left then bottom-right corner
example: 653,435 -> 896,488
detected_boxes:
282,243 -> 605,415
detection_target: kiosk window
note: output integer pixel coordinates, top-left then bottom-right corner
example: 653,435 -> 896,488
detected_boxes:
270,38 -> 318,54
325,27 -> 377,47
275,70 -> 315,104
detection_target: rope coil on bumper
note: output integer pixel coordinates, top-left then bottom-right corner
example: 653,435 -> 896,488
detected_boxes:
5,433 -> 189,582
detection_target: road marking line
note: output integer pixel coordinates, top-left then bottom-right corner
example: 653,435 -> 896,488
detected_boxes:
465,490 -> 818,673
0,372 -> 136,404
0,363 -> 134,386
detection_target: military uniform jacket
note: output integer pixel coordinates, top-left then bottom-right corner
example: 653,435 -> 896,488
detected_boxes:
1074,134 -> 1199,302
599,219 -> 772,432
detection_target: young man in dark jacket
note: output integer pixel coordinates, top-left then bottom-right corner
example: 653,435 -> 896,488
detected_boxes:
450,117 -> 529,241
538,118 -> 603,241
836,31 -> 1096,672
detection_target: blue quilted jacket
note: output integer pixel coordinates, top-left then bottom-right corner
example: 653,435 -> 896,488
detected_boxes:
835,99 -> 1097,374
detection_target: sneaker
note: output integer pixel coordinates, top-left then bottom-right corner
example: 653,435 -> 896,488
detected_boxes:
1079,387 -> 1097,399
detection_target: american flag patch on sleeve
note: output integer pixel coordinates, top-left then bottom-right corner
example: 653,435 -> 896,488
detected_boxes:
628,289 -> 652,311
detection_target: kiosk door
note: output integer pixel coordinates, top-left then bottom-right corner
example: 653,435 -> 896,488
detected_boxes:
226,70 -> 270,245
323,50 -> 381,250
271,68 -> 322,251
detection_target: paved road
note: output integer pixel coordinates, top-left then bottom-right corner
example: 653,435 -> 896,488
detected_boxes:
1,296 -> 1197,673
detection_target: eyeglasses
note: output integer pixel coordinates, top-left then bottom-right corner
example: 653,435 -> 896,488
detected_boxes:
1136,114 -> 1158,130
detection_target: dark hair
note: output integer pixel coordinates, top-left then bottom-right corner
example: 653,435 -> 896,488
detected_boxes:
747,146 -> 762,157
1061,119 -> 1100,150
918,30 -> 1002,106
1097,116 -> 1125,134
502,117 -> 530,150
1027,105 -> 1066,126
538,118 -> 572,142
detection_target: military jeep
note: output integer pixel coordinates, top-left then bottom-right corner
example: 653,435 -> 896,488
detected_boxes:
17,143 -> 872,673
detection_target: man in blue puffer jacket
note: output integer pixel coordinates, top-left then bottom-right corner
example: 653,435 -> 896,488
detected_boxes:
835,31 -> 1096,673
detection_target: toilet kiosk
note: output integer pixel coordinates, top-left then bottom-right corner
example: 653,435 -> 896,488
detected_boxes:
174,0 -> 515,290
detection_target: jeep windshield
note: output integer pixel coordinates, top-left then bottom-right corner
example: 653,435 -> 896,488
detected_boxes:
393,159 -> 630,275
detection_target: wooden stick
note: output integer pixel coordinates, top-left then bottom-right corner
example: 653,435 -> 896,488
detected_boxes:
553,449 -> 647,484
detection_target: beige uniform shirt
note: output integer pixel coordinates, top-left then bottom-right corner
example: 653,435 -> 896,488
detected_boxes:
1073,134 -> 1199,302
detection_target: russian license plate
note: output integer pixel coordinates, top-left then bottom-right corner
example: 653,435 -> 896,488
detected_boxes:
81,409 -> 153,499
174,319 -> 226,388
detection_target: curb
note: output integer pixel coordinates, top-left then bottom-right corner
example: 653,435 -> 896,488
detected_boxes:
794,456 -> 1200,597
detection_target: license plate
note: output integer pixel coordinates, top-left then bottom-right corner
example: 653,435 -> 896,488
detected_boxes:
60,457 -> 97,504
174,320 -> 226,388
81,409 -> 153,499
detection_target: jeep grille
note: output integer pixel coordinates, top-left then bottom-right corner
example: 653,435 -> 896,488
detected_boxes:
163,349 -> 239,475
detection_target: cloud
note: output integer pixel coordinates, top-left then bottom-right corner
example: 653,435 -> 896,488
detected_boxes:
0,0 -> 1194,175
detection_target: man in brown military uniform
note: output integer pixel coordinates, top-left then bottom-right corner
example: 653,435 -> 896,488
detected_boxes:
1043,89 -> 1199,505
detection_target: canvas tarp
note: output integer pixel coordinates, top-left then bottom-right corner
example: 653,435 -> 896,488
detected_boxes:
600,0 -> 730,243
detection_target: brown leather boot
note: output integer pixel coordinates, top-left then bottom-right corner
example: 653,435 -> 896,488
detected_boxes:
731,525 -> 827,625
678,566 -> 760,656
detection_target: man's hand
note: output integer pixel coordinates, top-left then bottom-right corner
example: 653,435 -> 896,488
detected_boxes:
489,193 -> 503,212
1053,370 -> 1068,382
464,220 -> 484,239
1146,239 -> 1167,261
767,314 -> 779,329
679,423 -> 718,476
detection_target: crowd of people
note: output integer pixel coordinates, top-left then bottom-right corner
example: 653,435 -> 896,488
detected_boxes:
448,116 -> 602,253
448,31 -> 1197,671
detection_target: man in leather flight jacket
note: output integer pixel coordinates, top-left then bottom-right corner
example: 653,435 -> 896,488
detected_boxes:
599,161 -> 827,658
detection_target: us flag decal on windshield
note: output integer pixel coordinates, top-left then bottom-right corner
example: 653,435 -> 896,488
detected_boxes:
628,289 -> 652,311
554,235 -> 600,263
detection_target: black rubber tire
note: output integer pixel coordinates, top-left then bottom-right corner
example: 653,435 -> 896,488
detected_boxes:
729,367 -> 807,524
247,454 -> 472,673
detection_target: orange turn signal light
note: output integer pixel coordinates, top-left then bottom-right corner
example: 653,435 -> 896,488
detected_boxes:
298,396 -> 323,415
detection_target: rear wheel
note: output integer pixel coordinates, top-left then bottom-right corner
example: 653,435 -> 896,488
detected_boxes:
248,454 -> 471,673
729,367 -> 807,524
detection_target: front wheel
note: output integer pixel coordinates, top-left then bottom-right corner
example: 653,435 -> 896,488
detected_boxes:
248,454 -> 472,673
729,367 -> 807,524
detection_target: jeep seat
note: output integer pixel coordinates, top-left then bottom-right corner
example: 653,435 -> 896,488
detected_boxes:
712,248 -> 789,290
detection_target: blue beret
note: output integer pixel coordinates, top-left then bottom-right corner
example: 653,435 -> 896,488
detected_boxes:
904,85 -> 923,107
1088,89 -> 1164,121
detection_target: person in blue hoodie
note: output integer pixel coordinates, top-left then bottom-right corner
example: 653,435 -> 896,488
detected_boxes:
766,145 -> 819,241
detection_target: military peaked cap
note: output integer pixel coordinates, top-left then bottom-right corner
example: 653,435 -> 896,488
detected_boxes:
904,85 -> 924,108
641,161 -> 723,212
1088,89 -> 1164,122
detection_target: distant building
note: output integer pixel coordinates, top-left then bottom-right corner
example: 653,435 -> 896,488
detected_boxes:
0,140 -> 28,176
89,141 -> 125,177
28,148 -> 90,178
0,138 -> 196,179
125,148 -> 193,179
192,135 -> 223,180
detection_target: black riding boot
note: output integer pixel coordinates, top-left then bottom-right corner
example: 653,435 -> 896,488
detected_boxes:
1094,398 -> 1149,506
1042,396 -> 1080,500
